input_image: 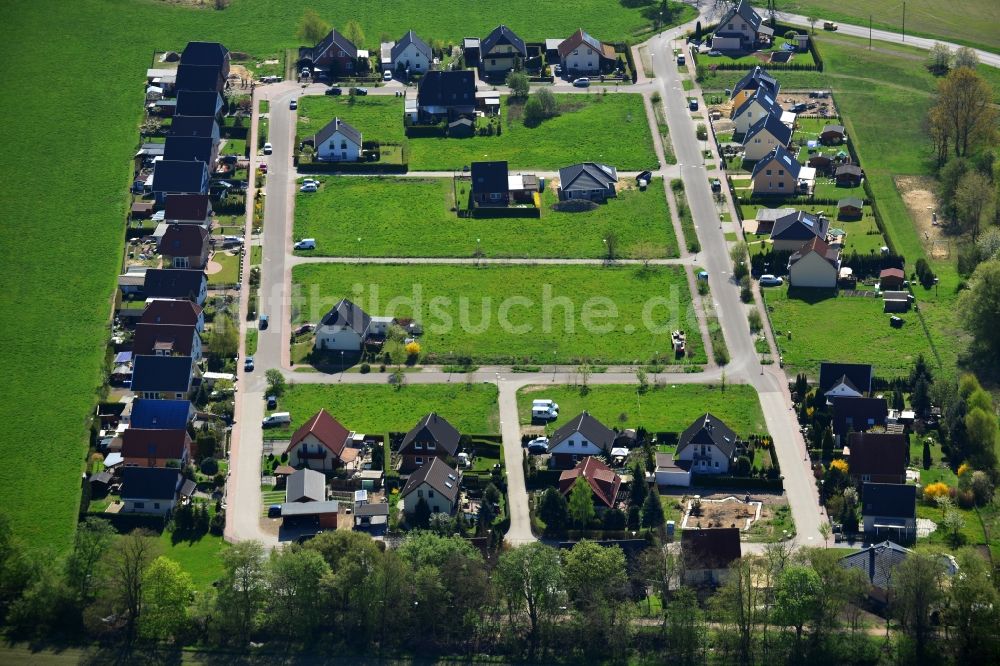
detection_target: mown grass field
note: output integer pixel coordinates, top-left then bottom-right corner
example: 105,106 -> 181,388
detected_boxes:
292,263 -> 703,365
517,383 -> 768,436
262,383 -> 500,440
765,287 -> 934,378
160,531 -> 227,590
298,94 -> 658,170
294,176 -> 678,258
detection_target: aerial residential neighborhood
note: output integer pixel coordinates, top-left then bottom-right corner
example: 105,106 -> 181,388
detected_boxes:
2,0 -> 999,662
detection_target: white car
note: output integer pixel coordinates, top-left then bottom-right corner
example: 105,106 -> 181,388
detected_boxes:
759,274 -> 784,286
573,77 -> 591,88
383,70 -> 393,81
300,183 -> 318,193
263,142 -> 273,154
294,238 -> 316,250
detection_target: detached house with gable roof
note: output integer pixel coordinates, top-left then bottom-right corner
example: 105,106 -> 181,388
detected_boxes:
401,457 -> 462,515
314,298 -> 392,351
313,117 -> 362,162
846,432 -> 908,485
158,223 -> 209,269
730,66 -> 779,108
181,41 -> 230,79
471,161 -> 510,207
120,467 -> 184,515
558,162 -> 618,202
151,160 -> 210,203
787,237 -> 840,288
121,428 -> 192,468
557,29 -> 617,75
682,527 -> 742,585
143,268 -> 207,305
732,87 -> 782,135
415,70 -> 476,123
130,355 -> 194,400
769,210 -> 829,252
391,30 -> 433,75
751,145 -> 802,195
164,193 -> 212,227
284,409 -> 350,471
674,414 -> 739,475
132,323 -> 202,360
141,299 -> 205,333
305,29 -> 365,75
712,0 -> 773,52
862,482 -> 917,542
547,412 -> 616,469
743,111 -> 793,161
832,397 -> 888,444
480,25 -> 527,75
559,457 -> 622,509
819,362 -> 873,401
398,413 -> 461,472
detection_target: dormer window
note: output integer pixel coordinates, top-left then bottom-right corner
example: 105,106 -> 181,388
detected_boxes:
427,441 -> 436,450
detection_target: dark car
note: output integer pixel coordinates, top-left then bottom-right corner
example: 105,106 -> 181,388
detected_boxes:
637,170 -> 653,184
259,314 -> 269,330
244,356 -> 255,371
325,86 -> 343,96
267,505 -> 282,518
351,87 -> 368,96
711,178 -> 722,192
790,102 -> 808,112
688,98 -> 699,111
266,395 -> 278,409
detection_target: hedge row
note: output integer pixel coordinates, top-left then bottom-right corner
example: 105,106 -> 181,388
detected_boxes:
690,474 -> 784,491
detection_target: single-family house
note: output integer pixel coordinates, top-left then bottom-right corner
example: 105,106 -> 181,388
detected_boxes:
743,111 -> 793,161
128,399 -> 194,430
313,117 -> 362,162
286,468 -> 326,503
151,160 -> 210,202
712,0 -> 772,51
838,197 -> 864,220
557,29 -> 617,75
180,41 -> 230,79
132,323 -> 201,360
121,428 -> 192,468
731,87 -> 781,135
832,397 -> 889,444
846,432 -> 908,485
143,269 -> 207,305
558,162 -> 618,202
787,237 -> 840,288
314,298 -> 392,351
769,210 -> 829,252
558,457 -> 622,508
838,541 -> 958,605
169,115 -> 220,141
655,452 -> 693,487
415,70 -> 476,123
879,268 -> 905,290
401,457 -> 462,516
306,30 -> 362,75
284,409 -> 350,471
862,482 -> 917,542
750,145 -> 801,195
480,25 -> 527,75
164,193 -> 212,226
391,30 -> 432,75
175,63 -> 225,93
398,413 -> 461,472
730,66 -> 779,108
547,411 -> 615,469
158,224 -> 209,269
835,164 -> 864,187
682,528 -> 742,585
675,413 -> 739,475
819,362 -> 873,400
471,161 -> 510,206
130,355 -> 194,400
163,135 -> 218,167
120,467 -> 183,515
175,90 -> 225,119
820,124 -> 847,145
141,299 -> 205,332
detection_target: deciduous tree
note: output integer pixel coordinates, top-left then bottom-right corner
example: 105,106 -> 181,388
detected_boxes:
140,556 -> 193,641
104,529 -> 160,641
494,542 -> 563,658
890,552 -> 946,662
296,9 -> 330,45
568,476 -> 596,527
537,487 -> 569,534
928,67 -> 997,157
959,260 -> 1000,363
215,540 -> 266,645
344,20 -> 365,49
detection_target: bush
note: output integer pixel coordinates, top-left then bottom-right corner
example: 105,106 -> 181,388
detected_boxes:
359,363 -> 371,374
739,275 -> 752,303
200,458 -> 219,475
748,310 -> 762,333
923,481 -> 950,502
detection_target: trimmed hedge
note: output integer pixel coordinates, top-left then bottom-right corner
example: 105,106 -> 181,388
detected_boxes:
691,474 -> 784,490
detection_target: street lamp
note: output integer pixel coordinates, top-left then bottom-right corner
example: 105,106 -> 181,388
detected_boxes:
357,237 -> 362,263
552,350 -> 557,382
340,350 -> 345,381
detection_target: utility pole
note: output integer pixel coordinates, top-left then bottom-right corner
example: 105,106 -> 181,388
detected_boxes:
869,15 -> 873,50
902,2 -> 906,43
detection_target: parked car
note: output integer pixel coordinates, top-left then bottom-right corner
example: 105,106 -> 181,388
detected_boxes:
266,395 -> 278,410
326,86 -> 343,96
383,70 -> 392,81
289,99 -> 297,110
759,274 -> 784,287
267,505 -> 282,518
351,87 -> 368,95
553,64 -> 562,75
688,98 -> 699,111
790,102 -> 808,113
263,142 -> 273,154
823,21 -> 838,31
708,49 -> 722,56
676,54 -> 686,65
259,314 -> 269,330
300,182 -> 318,193
527,439 -> 550,455
262,412 -> 291,427
711,178 -> 722,192
294,323 -> 315,335
294,238 -> 316,250
573,77 -> 591,88
244,356 -> 255,371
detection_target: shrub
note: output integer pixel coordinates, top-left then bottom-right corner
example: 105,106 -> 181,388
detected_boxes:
923,481 -> 950,502
405,341 -> 421,357
359,363 -> 371,374
739,275 -> 752,303
200,458 -> 219,475
829,458 -> 848,474
748,310 -> 762,333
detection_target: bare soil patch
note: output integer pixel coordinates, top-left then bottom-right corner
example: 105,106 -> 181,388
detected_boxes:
895,175 -> 948,258
205,259 -> 224,275
778,91 -> 837,118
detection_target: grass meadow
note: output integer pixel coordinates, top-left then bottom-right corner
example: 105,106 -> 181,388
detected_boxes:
294,176 -> 678,258
517,383 -> 768,436
292,263 -> 703,365
262,383 -> 500,440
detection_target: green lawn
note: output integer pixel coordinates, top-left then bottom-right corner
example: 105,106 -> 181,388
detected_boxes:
208,250 -> 240,285
294,176 -> 678,259
741,203 -> 884,255
765,286 -> 935,378
263,383 -> 499,440
292,263 -> 703,365
159,530 -> 227,590
297,95 -> 403,144
517,384 -> 768,437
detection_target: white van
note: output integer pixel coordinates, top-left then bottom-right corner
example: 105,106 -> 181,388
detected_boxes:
532,406 -> 558,421
294,238 -> 316,250
532,399 -> 559,412
262,412 -> 291,428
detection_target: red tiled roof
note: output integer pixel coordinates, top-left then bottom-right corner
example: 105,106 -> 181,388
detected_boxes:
286,409 -> 349,458
559,457 -> 622,508
121,428 -> 191,461
880,268 -> 904,279
132,323 -> 197,356
159,224 -> 208,257
141,299 -> 203,327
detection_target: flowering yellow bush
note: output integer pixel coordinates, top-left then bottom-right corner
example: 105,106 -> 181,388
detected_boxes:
957,463 -> 970,476
923,482 -> 950,502
405,341 -> 421,356
830,459 -> 848,473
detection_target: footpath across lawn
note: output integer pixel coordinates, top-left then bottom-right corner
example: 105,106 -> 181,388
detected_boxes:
517,383 -> 768,437
294,176 -> 678,259
262,383 -> 499,440
292,263 -> 703,365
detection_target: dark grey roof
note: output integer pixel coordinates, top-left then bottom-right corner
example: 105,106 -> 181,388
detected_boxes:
391,30 -> 432,62
286,468 -> 326,503
176,90 -> 223,117
676,413 -> 739,459
750,145 -> 801,180
91,471 -> 114,485
819,362 -> 873,395
121,467 -> 181,501
400,413 -> 461,456
143,268 -> 205,300
771,210 -> 828,241
832,397 -> 888,437
401,457 -> 461,504
152,160 -> 208,195
314,117 -> 362,148
839,197 -> 864,209
839,541 -> 910,589
130,355 -> 194,394
417,70 -> 476,108
823,124 -> 846,135
549,411 -> 615,452
682,528 -> 742,569
356,502 -> 389,517
734,86 -> 781,119
319,298 -> 371,336
163,136 -> 216,165
313,29 -> 358,60
836,164 -> 863,177
718,0 -> 763,32
732,66 -> 779,97
481,24 -> 526,57
169,115 -> 219,139
862,483 -> 916,519
175,63 -> 222,92
471,161 -> 509,194
180,41 -> 230,69
559,162 -> 619,192
281,501 -> 340,517
745,110 -> 792,147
